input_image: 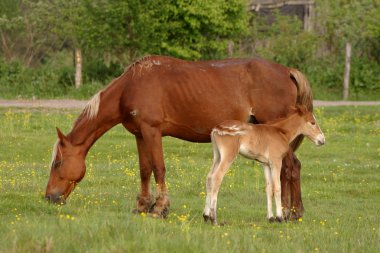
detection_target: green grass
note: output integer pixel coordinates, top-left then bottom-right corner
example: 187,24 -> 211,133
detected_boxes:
0,106 -> 379,252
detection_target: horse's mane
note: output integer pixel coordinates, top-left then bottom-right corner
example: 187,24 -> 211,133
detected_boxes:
49,140 -> 60,168
124,55 -> 163,77
81,74 -> 123,120
83,92 -> 101,120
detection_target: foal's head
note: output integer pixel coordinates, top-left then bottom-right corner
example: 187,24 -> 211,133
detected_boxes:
45,128 -> 86,204
294,106 -> 325,146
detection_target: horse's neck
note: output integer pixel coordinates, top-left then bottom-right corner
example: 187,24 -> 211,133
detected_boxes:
67,79 -> 124,154
272,114 -> 302,144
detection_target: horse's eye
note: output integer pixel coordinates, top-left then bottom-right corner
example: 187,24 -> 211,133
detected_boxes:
53,160 -> 62,169
311,122 -> 316,126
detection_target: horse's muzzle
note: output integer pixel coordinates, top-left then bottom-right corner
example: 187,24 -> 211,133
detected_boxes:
45,193 -> 66,205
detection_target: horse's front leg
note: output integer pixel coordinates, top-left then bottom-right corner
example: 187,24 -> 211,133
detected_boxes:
140,124 -> 170,218
134,136 -> 154,213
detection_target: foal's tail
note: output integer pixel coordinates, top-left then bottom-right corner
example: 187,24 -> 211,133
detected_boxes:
289,68 -> 314,151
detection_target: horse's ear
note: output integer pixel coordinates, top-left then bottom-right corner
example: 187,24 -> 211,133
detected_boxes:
56,127 -> 70,146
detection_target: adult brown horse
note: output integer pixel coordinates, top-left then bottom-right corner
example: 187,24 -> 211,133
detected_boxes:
45,55 -> 313,220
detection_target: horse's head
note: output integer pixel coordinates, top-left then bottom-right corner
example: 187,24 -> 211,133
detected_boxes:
45,128 -> 86,204
296,106 -> 325,146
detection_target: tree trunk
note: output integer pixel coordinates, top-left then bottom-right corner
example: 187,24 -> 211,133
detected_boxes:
75,48 -> 82,89
343,42 -> 351,100
227,41 -> 234,58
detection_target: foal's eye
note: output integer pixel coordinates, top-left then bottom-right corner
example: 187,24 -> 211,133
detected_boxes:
310,122 -> 316,126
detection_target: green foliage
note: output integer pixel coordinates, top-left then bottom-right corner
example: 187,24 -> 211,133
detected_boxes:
84,60 -> 124,83
0,0 -> 379,100
0,106 -> 379,252
78,0 -> 249,60
0,58 -> 105,99
251,11 -> 320,69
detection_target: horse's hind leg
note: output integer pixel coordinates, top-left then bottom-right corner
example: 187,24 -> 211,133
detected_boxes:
281,151 -> 303,221
290,153 -> 303,220
134,136 -> 154,213
281,152 -> 292,220
140,124 -> 170,218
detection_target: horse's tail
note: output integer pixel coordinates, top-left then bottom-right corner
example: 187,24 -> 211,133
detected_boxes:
289,68 -> 314,151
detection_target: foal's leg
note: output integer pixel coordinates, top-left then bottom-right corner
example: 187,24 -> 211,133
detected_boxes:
207,157 -> 234,226
134,136 -> 154,213
271,161 -> 284,222
140,124 -> 170,218
263,164 -> 274,222
203,144 -> 221,221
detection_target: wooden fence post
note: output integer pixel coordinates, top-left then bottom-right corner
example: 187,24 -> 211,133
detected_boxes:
228,41 -> 234,58
343,42 -> 351,100
75,48 -> 82,89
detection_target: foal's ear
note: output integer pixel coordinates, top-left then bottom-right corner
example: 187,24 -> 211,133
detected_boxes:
296,105 -> 308,115
56,127 -> 70,146
287,105 -> 297,116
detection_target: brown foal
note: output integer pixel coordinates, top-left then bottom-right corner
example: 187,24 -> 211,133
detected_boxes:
203,106 -> 325,225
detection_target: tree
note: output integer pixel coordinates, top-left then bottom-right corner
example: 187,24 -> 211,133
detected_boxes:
78,0 -> 249,61
0,0 -> 61,66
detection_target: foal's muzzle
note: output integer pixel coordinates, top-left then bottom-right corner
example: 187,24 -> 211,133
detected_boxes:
316,134 -> 325,146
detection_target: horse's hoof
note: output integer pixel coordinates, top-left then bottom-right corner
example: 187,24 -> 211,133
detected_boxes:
276,216 -> 284,223
149,205 -> 169,219
136,194 -> 154,213
268,217 -> 276,223
289,210 -> 303,221
161,207 -> 169,219
203,214 -> 210,222
283,208 -> 291,220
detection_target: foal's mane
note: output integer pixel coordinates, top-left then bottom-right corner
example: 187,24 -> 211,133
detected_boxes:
265,105 -> 308,125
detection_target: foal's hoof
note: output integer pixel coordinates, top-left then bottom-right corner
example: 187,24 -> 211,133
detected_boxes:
203,214 -> 218,226
268,217 -> 276,223
276,216 -> 284,223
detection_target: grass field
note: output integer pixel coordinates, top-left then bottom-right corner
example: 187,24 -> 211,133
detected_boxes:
0,106 -> 379,253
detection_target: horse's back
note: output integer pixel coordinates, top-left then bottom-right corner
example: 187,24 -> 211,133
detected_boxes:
120,56 -> 299,141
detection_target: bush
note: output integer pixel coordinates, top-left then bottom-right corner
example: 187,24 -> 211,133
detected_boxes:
84,59 -> 124,83
0,57 -> 109,99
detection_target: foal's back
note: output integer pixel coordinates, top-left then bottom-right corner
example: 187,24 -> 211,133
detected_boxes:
212,120 -> 290,163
